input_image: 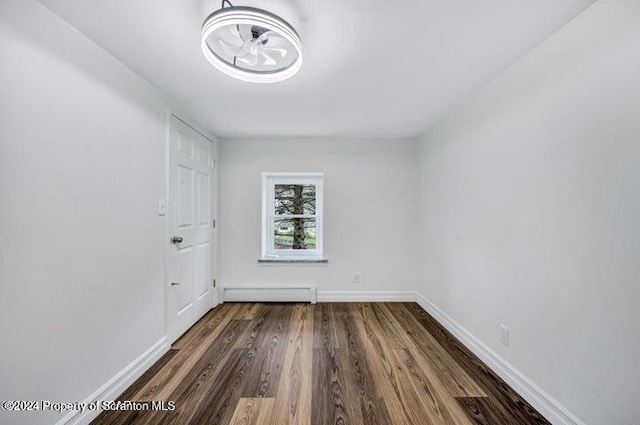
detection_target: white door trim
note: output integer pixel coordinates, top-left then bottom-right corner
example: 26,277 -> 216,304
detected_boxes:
164,111 -> 219,344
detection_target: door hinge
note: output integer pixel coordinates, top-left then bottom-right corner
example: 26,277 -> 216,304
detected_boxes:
213,219 -> 216,228
211,159 -> 216,168
213,279 -> 217,288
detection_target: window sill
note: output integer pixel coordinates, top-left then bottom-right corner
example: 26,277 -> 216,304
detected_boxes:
258,258 -> 328,264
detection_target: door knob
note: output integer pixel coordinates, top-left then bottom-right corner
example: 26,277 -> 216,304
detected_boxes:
171,282 -> 180,286
171,236 -> 183,244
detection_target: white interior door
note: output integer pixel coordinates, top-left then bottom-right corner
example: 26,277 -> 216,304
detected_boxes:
167,116 -> 217,341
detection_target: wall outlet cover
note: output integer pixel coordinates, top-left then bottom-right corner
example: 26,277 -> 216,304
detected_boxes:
500,324 -> 510,347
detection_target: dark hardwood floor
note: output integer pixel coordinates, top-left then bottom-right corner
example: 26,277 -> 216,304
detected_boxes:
91,302 -> 550,425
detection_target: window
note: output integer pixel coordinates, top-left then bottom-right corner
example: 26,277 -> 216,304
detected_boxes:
261,173 -> 324,260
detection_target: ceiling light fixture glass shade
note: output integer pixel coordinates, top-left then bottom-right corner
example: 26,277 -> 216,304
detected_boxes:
201,5 -> 302,83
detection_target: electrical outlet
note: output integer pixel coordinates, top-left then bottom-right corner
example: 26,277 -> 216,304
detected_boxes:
354,272 -> 361,284
500,324 -> 510,347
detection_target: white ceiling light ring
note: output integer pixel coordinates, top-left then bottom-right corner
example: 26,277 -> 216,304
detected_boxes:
201,5 -> 302,83
202,7 -> 300,40
202,18 -> 300,58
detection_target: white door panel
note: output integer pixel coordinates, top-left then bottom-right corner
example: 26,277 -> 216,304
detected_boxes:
178,166 -> 194,229
168,116 -> 216,341
195,242 -> 211,309
198,143 -> 211,163
197,171 -> 210,226
178,131 -> 194,155
175,246 -> 194,311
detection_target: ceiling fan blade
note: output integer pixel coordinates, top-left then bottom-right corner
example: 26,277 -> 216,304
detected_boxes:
235,42 -> 253,58
218,39 -> 242,57
229,24 -> 246,41
255,30 -> 274,45
237,53 -> 258,66
262,45 -> 288,58
261,50 -> 277,66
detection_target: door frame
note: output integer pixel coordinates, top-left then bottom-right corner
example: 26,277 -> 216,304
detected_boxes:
164,110 -> 219,344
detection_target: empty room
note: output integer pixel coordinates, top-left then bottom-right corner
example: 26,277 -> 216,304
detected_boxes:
1,0 -> 639,424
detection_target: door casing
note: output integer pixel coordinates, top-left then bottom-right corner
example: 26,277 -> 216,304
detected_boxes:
164,112 -> 219,344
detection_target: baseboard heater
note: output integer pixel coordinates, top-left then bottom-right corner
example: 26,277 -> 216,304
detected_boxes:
221,284 -> 317,304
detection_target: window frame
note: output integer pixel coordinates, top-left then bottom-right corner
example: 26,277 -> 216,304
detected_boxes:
261,172 -> 324,260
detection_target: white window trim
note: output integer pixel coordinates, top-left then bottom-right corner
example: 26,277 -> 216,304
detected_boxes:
261,172 -> 324,260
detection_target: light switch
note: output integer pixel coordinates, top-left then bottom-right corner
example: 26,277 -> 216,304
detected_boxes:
158,198 -> 166,216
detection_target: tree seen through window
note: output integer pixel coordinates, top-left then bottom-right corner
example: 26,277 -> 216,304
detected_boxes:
274,184 -> 316,249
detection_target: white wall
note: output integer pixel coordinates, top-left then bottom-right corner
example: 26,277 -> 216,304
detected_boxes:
2,0 -> 637,424
415,0 -> 640,424
0,2 -> 212,424
219,138 -> 418,297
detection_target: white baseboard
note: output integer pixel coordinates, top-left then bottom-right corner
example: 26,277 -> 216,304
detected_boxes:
414,292 -> 585,425
317,291 -> 415,302
55,337 -> 170,425
54,293 -> 583,425
221,284 -> 317,304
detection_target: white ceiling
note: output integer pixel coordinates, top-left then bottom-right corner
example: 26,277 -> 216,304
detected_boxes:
37,0 -> 595,138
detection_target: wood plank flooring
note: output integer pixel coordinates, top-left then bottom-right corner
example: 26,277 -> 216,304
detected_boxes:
91,303 -> 550,425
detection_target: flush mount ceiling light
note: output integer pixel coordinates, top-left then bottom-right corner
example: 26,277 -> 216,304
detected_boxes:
201,0 -> 302,83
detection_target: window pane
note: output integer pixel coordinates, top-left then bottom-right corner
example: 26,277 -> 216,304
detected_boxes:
274,218 -> 316,250
274,184 -> 316,215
